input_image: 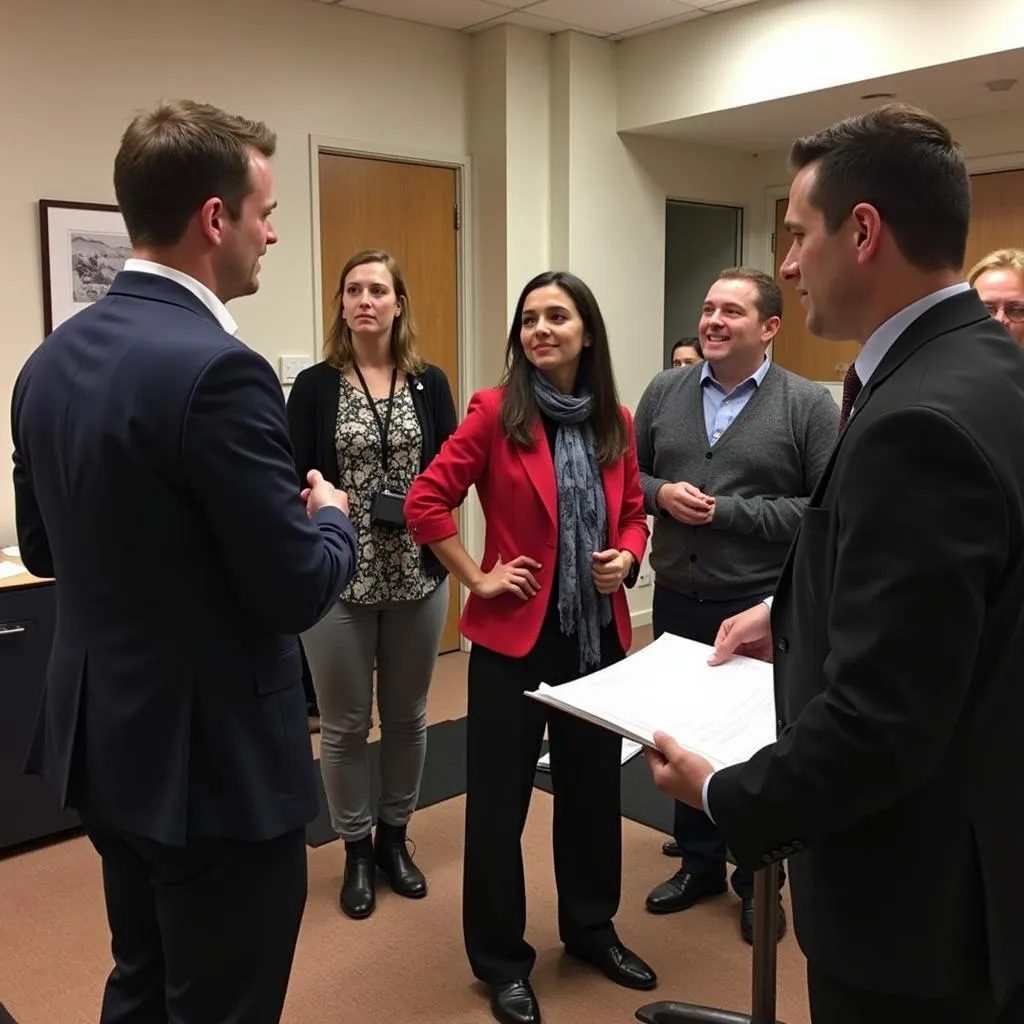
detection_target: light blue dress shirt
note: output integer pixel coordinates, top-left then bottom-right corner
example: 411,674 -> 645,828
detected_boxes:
701,282 -> 971,821
700,357 -> 772,445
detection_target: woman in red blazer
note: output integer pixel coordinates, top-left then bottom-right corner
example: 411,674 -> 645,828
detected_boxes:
405,271 -> 653,1024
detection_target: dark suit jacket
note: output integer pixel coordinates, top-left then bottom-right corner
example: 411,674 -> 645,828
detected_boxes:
286,358 -> 457,580
709,290 -> 1024,1004
404,387 -> 649,658
10,271 -> 358,846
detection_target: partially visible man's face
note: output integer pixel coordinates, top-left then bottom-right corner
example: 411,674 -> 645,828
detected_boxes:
672,345 -> 702,367
974,267 -> 1024,347
217,150 -> 279,300
780,163 -> 857,341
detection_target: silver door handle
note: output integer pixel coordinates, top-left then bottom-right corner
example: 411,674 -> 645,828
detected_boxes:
0,625 -> 26,636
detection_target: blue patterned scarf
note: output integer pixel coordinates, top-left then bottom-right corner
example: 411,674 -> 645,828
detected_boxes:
531,370 -> 612,672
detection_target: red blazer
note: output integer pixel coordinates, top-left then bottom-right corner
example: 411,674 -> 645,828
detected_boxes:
405,387 -> 649,659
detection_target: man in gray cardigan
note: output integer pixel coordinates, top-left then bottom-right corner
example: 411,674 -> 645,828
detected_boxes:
635,267 -> 838,943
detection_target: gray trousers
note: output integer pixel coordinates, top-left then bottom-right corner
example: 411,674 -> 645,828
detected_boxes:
301,579 -> 449,842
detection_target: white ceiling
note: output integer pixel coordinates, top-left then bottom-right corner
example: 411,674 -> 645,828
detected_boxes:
312,0 -> 764,40
640,50 -> 1024,151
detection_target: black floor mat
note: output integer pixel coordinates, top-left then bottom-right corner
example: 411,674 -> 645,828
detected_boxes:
306,717 -> 673,847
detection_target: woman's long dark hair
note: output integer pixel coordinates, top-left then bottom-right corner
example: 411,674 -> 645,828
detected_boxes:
500,271 -> 628,467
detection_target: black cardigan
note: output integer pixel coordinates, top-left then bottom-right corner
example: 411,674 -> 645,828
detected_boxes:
286,359 -> 458,581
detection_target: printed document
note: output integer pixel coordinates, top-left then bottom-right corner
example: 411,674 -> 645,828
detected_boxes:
525,633 -> 776,769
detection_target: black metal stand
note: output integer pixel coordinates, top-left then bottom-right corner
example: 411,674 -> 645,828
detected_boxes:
635,863 -> 784,1024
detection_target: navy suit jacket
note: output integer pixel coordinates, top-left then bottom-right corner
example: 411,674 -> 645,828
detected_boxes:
10,271 -> 357,845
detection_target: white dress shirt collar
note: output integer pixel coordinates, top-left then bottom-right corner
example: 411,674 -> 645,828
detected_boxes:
855,282 -> 969,387
123,258 -> 238,336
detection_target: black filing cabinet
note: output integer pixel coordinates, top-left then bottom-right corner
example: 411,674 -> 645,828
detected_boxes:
0,581 -> 79,850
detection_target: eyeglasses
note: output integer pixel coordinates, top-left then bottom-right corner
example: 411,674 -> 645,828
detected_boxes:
983,302 -> 1024,324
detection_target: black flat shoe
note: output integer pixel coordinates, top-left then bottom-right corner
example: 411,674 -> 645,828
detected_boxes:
486,978 -> 540,1024
645,868 -> 727,914
374,821 -> 426,899
340,836 -> 376,919
661,840 -> 683,857
565,942 -> 657,991
740,894 -> 787,945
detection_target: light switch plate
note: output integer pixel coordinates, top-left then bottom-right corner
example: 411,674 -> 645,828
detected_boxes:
279,355 -> 315,384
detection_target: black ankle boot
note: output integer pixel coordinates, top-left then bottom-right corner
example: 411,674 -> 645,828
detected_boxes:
340,835 -> 376,919
374,820 -> 427,898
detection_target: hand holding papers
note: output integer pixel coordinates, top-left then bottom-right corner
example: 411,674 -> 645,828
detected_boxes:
525,633 -> 777,770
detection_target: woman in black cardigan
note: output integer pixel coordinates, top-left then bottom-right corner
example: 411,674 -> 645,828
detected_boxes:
286,249 -> 457,919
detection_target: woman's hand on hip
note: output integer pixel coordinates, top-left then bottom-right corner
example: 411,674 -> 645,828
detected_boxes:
591,549 -> 633,594
471,554 -> 542,601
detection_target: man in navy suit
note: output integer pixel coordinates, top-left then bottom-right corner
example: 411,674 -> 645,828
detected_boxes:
11,99 -> 357,1023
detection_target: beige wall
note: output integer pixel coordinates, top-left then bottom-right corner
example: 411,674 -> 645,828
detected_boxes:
618,0 -> 1024,131
4,0 -> 1024,626
0,0 -> 468,544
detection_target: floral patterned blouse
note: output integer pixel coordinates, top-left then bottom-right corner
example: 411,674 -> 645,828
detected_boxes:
335,377 -> 438,604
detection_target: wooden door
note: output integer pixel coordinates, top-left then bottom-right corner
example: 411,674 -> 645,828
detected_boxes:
318,153 -> 462,654
963,168 -> 1024,274
772,167 -> 1024,381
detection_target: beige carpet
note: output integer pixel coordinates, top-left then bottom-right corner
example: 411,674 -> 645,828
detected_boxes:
0,628 -> 810,1023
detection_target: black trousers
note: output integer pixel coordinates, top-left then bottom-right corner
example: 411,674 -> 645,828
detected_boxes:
463,627 -> 625,984
807,963 -> 1022,1024
651,583 -> 783,899
84,818 -> 308,1024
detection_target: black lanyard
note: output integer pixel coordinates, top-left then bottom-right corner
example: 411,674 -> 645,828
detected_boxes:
351,364 -> 398,483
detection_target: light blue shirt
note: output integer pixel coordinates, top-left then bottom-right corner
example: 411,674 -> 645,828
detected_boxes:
702,282 -> 971,823
851,281 -> 969,407
700,357 -> 772,445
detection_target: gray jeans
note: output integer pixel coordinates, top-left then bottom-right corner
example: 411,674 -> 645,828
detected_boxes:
301,579 -> 449,842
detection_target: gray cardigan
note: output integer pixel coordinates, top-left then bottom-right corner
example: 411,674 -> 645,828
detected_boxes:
634,362 -> 839,601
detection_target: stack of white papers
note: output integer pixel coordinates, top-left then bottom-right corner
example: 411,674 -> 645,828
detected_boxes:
536,738 -> 642,772
0,561 -> 28,579
525,633 -> 777,769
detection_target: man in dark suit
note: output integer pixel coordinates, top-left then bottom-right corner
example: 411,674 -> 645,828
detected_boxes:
646,104 -> 1024,1023
11,99 -> 357,1023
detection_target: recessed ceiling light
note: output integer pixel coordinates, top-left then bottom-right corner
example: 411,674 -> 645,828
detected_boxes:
860,92 -> 897,100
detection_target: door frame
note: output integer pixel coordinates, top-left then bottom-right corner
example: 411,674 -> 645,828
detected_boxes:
760,148 -> 1024,374
308,135 -> 476,650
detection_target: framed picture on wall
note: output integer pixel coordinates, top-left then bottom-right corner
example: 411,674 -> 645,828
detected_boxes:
39,199 -> 131,335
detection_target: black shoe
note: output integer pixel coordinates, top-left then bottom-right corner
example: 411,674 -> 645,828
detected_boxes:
661,840 -> 683,857
565,942 -> 657,991
486,978 -> 540,1024
374,820 -> 427,898
739,894 -> 787,945
645,869 -> 727,914
340,836 -> 376,919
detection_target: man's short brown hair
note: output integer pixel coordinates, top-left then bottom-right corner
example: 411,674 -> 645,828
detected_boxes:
114,99 -> 276,247
789,103 -> 969,273
717,267 -> 783,321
